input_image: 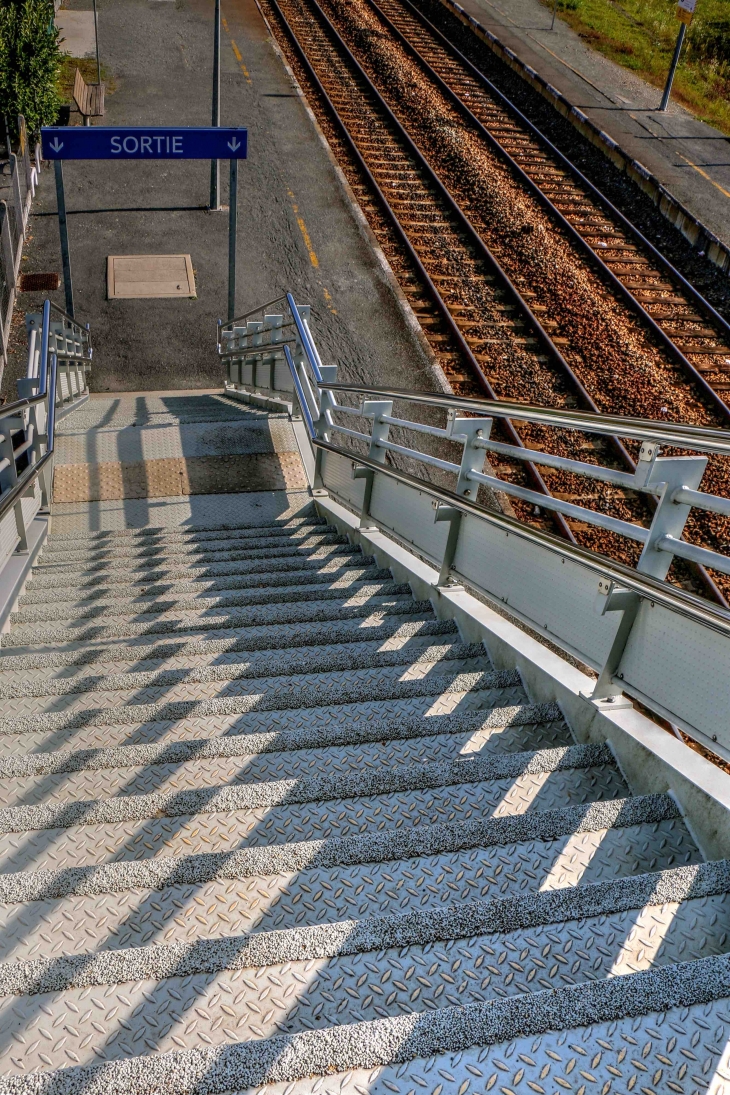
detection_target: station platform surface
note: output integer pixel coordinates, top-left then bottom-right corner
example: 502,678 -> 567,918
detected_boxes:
446,0 -> 730,251
12,0 -> 437,397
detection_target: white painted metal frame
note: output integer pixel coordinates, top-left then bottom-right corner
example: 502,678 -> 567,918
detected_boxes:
219,293 -> 730,758
0,116 -> 42,372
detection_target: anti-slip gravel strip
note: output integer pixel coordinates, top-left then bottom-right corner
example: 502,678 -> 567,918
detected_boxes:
2,947 -> 728,1095
0,666 -> 519,735
0,639 -> 482,700
0,616 -> 453,672
1,594 -> 427,649
0,702 -> 556,778
0,793 -> 679,904
18,561 -> 383,606
3,858 -> 728,997
0,741 -> 605,833
12,578 -> 409,626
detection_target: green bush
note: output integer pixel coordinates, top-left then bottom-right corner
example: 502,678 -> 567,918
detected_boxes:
0,0 -> 62,136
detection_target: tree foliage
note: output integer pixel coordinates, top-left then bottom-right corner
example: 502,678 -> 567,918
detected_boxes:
0,0 -> 62,136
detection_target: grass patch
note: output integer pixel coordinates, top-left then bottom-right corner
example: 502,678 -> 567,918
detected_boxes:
543,0 -> 730,134
58,54 -> 115,102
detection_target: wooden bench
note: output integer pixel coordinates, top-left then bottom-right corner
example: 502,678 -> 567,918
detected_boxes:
72,68 -> 105,126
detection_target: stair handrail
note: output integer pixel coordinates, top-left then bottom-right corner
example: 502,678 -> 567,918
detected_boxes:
0,299 -> 92,552
219,291 -> 730,757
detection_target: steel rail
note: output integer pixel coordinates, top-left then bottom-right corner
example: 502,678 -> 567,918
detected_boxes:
222,294 -> 288,330
265,0 -> 575,541
373,0 -> 730,424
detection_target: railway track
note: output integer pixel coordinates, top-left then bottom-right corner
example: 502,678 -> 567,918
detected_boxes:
258,0 -> 730,600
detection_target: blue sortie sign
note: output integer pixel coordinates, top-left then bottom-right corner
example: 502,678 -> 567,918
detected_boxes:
41,126 -> 248,160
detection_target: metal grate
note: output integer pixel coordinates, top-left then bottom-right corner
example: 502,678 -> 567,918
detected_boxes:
18,273 -> 61,293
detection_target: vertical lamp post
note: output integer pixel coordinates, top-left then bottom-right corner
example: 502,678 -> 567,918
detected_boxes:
209,0 -> 221,210
661,0 -> 695,111
92,0 -> 101,85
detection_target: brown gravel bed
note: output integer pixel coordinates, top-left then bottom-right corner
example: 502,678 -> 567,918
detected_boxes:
260,0 -> 729,592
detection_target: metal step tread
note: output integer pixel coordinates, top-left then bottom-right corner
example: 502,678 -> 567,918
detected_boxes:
0,615 -> 454,673
11,576 -> 411,626
0,628 -> 460,686
0,713 -> 571,808
18,558 -> 380,606
0,741 -> 616,836
0,654 -> 493,720
1,864 -> 728,1079
0,663 -> 514,735
24,549 -> 369,592
0,684 -> 531,757
44,515 -> 324,545
0,756 -> 626,873
33,529 -> 347,569
1,593 -> 428,649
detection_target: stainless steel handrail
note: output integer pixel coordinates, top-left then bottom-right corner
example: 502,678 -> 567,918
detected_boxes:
221,294 -> 288,331
0,299 -> 91,533
313,438 -> 730,637
321,383 -> 730,457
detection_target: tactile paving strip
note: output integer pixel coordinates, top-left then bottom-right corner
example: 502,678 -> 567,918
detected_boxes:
53,453 -> 308,503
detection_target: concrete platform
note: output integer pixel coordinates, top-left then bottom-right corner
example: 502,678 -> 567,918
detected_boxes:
11,0 -> 437,397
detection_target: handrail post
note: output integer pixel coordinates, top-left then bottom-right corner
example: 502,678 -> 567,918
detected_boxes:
311,365 -> 338,489
589,440 -> 708,701
355,399 -> 392,528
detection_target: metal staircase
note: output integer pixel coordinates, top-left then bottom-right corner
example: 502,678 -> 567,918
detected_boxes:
0,299 -> 729,1094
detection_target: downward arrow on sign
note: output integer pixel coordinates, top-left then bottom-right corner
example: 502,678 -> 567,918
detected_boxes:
227,138 -> 241,152
49,138 -> 64,152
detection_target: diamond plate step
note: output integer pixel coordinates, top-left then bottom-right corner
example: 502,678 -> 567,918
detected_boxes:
0,713 -> 569,810
0,813 -> 701,965
0,628 -> 459,688
18,558 -> 381,607
40,516 -> 325,552
0,615 -> 454,674
0,742 -> 602,834
44,515 -> 323,545
0,661 -> 508,732
32,529 -> 346,571
11,577 -> 411,627
0,684 -> 529,757
1,880 -> 729,1077
18,955 -> 729,1095
0,713 -> 570,807
0,755 -> 626,873
23,547 -> 368,593
0,653 -> 492,722
1,592 -> 427,649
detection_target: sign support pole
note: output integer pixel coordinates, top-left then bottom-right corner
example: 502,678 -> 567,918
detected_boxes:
228,157 -> 238,322
54,160 -> 74,319
92,0 -> 101,85
209,0 -> 221,210
660,21 -> 687,111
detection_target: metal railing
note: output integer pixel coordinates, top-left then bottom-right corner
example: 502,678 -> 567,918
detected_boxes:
1,116 -> 42,370
219,293 -> 730,759
0,299 -> 91,556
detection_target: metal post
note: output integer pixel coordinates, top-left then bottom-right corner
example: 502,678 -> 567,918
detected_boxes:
54,160 -> 74,318
209,0 -> 221,210
660,22 -> 686,111
92,0 -> 101,85
228,157 -> 238,322
550,0 -> 558,30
